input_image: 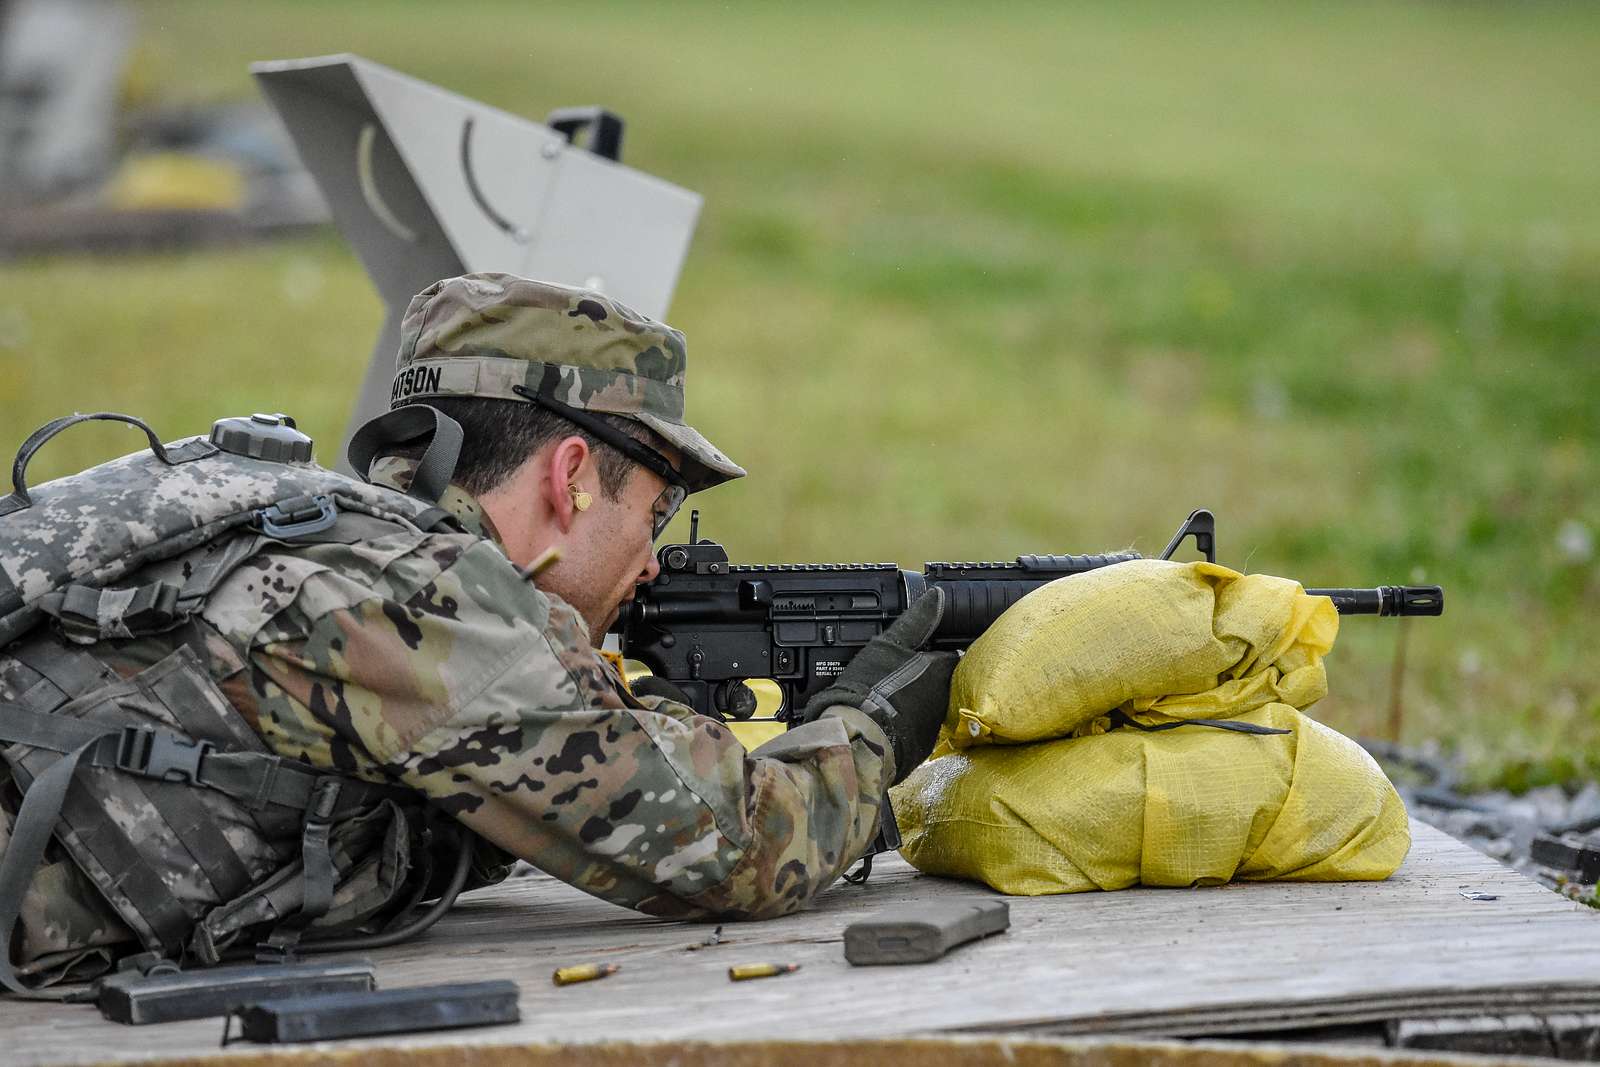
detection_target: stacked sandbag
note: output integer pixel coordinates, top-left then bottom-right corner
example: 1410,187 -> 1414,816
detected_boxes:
892,559 -> 1410,894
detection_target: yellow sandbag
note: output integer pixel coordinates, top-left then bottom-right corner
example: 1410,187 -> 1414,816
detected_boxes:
893,703 -> 1410,894
946,559 -> 1339,748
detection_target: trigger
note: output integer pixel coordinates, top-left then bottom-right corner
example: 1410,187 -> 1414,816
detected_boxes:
718,681 -> 760,721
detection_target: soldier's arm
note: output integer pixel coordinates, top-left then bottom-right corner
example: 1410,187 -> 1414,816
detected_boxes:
244,535 -> 893,920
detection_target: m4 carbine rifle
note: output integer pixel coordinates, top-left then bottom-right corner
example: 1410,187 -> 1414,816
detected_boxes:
615,508 -> 1444,725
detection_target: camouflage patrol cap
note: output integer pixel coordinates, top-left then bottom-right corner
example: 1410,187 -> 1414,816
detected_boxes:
389,272 -> 744,492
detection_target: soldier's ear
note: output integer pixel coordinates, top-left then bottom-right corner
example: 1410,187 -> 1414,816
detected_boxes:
545,435 -> 593,530
554,435 -> 592,482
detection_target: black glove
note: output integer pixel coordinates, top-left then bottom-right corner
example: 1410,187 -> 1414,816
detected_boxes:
630,674 -> 726,723
797,587 -> 957,783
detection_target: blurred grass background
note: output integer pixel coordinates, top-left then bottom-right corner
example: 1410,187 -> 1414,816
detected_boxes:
2,0 -> 1596,787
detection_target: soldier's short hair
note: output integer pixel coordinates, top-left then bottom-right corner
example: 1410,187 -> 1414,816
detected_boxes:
384,397 -> 658,500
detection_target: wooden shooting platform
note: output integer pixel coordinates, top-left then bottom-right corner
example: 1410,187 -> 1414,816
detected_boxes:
9,821 -> 1600,1066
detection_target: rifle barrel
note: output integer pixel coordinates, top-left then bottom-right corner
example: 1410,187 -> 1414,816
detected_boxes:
1305,586 -> 1444,617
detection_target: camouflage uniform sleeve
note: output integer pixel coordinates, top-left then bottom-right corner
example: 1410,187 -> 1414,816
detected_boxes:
237,534 -> 893,920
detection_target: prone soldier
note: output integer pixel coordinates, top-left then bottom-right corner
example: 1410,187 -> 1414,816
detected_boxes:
0,273 -> 956,993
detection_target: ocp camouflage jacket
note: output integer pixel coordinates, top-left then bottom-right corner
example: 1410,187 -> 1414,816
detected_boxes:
2,453 -> 892,981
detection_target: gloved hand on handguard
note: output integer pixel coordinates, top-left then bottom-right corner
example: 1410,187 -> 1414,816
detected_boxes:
796,587 -> 957,784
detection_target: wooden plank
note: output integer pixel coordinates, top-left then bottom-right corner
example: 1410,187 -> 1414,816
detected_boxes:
6,821 -> 1600,1065
970,990 -> 1600,1039
27,1035 -> 1572,1067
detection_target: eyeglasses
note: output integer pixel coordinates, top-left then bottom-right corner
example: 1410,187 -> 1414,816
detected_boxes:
512,385 -> 688,539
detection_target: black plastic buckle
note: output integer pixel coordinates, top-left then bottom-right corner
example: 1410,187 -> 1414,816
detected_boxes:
257,494 -> 338,539
116,726 -> 213,784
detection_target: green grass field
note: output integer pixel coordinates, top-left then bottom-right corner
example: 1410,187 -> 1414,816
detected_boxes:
4,1 -> 1597,787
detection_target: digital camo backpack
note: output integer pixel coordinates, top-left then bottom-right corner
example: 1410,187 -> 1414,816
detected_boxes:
0,410 -> 472,996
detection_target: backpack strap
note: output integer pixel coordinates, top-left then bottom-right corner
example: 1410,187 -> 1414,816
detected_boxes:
0,701 -> 412,995
44,583 -> 181,643
254,778 -> 344,962
0,567 -> 19,620
6,644 -> 118,712
37,533 -> 267,643
411,507 -> 462,534
345,405 -> 464,505
0,735 -> 110,998
0,703 -> 408,814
